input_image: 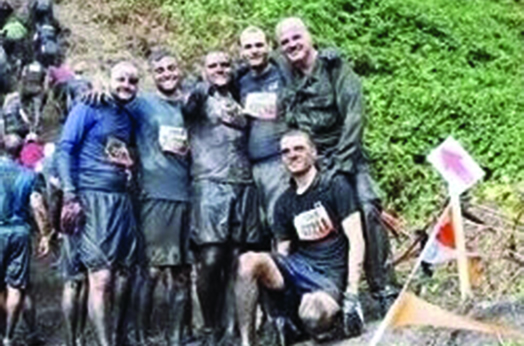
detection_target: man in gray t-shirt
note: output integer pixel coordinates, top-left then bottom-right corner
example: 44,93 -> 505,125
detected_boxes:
184,51 -> 260,343
127,49 -> 192,345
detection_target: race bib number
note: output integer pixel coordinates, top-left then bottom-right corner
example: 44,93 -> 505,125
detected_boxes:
158,125 -> 189,156
293,202 -> 334,241
105,137 -> 133,167
244,92 -> 277,120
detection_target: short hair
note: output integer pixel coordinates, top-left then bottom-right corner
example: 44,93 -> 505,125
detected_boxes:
148,47 -> 178,66
275,17 -> 309,40
240,26 -> 267,46
110,60 -> 138,77
281,129 -> 316,149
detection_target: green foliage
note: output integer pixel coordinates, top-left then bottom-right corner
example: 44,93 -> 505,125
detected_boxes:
124,0 -> 524,224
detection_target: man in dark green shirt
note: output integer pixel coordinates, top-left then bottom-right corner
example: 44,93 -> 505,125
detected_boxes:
276,17 -> 397,313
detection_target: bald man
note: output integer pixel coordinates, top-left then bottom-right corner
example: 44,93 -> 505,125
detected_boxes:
57,61 -> 140,346
276,17 -> 397,315
184,51 -> 260,345
237,26 -> 288,246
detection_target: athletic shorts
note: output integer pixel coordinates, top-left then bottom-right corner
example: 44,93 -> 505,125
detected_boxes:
0,225 -> 31,289
59,231 -> 86,281
61,190 -> 139,275
273,233 -> 348,304
140,199 -> 191,267
252,156 -> 289,231
190,180 -> 260,246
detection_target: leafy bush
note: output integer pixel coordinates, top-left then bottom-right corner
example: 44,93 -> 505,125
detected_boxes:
118,0 -> 524,223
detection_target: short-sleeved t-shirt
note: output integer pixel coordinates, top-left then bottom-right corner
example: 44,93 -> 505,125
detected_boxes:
238,63 -> 287,162
127,93 -> 190,202
273,173 -> 357,256
0,157 -> 40,226
186,86 -> 252,184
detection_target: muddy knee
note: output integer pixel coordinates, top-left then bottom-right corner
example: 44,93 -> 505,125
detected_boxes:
237,251 -> 260,279
298,292 -> 339,334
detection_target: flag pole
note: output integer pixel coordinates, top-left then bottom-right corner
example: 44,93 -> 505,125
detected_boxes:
369,209 -> 444,346
449,191 -> 472,300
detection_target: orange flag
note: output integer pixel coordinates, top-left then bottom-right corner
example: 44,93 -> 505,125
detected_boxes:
390,292 -> 523,337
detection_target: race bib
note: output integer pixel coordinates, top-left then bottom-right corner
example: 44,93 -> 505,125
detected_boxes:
293,202 -> 334,241
208,95 -> 247,129
105,137 -> 133,167
158,125 -> 189,156
244,92 -> 277,120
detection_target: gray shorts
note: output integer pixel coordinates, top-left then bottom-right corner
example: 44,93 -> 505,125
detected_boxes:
62,190 -> 139,275
190,180 -> 260,246
0,225 -> 32,289
140,199 -> 191,267
252,156 -> 289,230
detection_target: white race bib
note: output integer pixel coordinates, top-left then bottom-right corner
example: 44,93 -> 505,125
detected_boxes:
293,202 -> 334,241
158,125 -> 189,156
244,92 -> 277,120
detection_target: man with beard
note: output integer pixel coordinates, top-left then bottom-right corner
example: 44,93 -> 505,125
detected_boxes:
128,49 -> 192,346
56,61 -> 140,346
185,51 -> 259,345
237,26 -> 288,247
235,130 -> 365,346
276,17 -> 397,314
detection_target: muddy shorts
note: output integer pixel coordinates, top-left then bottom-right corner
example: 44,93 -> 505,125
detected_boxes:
62,190 -> 139,274
140,199 -> 191,267
0,225 -> 31,289
59,232 -> 86,281
190,180 -> 260,246
252,156 -> 289,231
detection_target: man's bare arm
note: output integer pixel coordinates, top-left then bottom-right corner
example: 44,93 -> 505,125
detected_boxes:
30,192 -> 53,256
342,211 -> 365,294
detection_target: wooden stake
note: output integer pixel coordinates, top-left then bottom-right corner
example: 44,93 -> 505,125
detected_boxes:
450,192 -> 472,300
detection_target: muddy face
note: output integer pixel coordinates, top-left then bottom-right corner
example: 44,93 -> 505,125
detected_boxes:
204,52 -> 232,88
110,62 -> 139,103
152,56 -> 181,95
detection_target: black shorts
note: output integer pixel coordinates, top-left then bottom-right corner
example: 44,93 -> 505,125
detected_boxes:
63,190 -> 139,274
190,180 -> 260,246
0,225 -> 31,289
140,199 -> 191,267
273,253 -> 343,304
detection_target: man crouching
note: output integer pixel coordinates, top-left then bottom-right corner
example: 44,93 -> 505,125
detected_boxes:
235,129 -> 366,345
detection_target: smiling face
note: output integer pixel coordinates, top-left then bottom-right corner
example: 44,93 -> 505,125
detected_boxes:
277,19 -> 314,67
110,62 -> 139,103
280,132 -> 317,176
240,28 -> 269,70
204,52 -> 232,88
151,56 -> 181,95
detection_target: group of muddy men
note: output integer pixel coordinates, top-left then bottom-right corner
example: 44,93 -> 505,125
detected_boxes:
0,1 -> 398,345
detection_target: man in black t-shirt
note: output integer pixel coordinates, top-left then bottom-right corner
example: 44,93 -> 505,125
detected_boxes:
235,130 -> 365,345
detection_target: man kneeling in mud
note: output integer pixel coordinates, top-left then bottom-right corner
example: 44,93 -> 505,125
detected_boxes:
235,130 -> 366,345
